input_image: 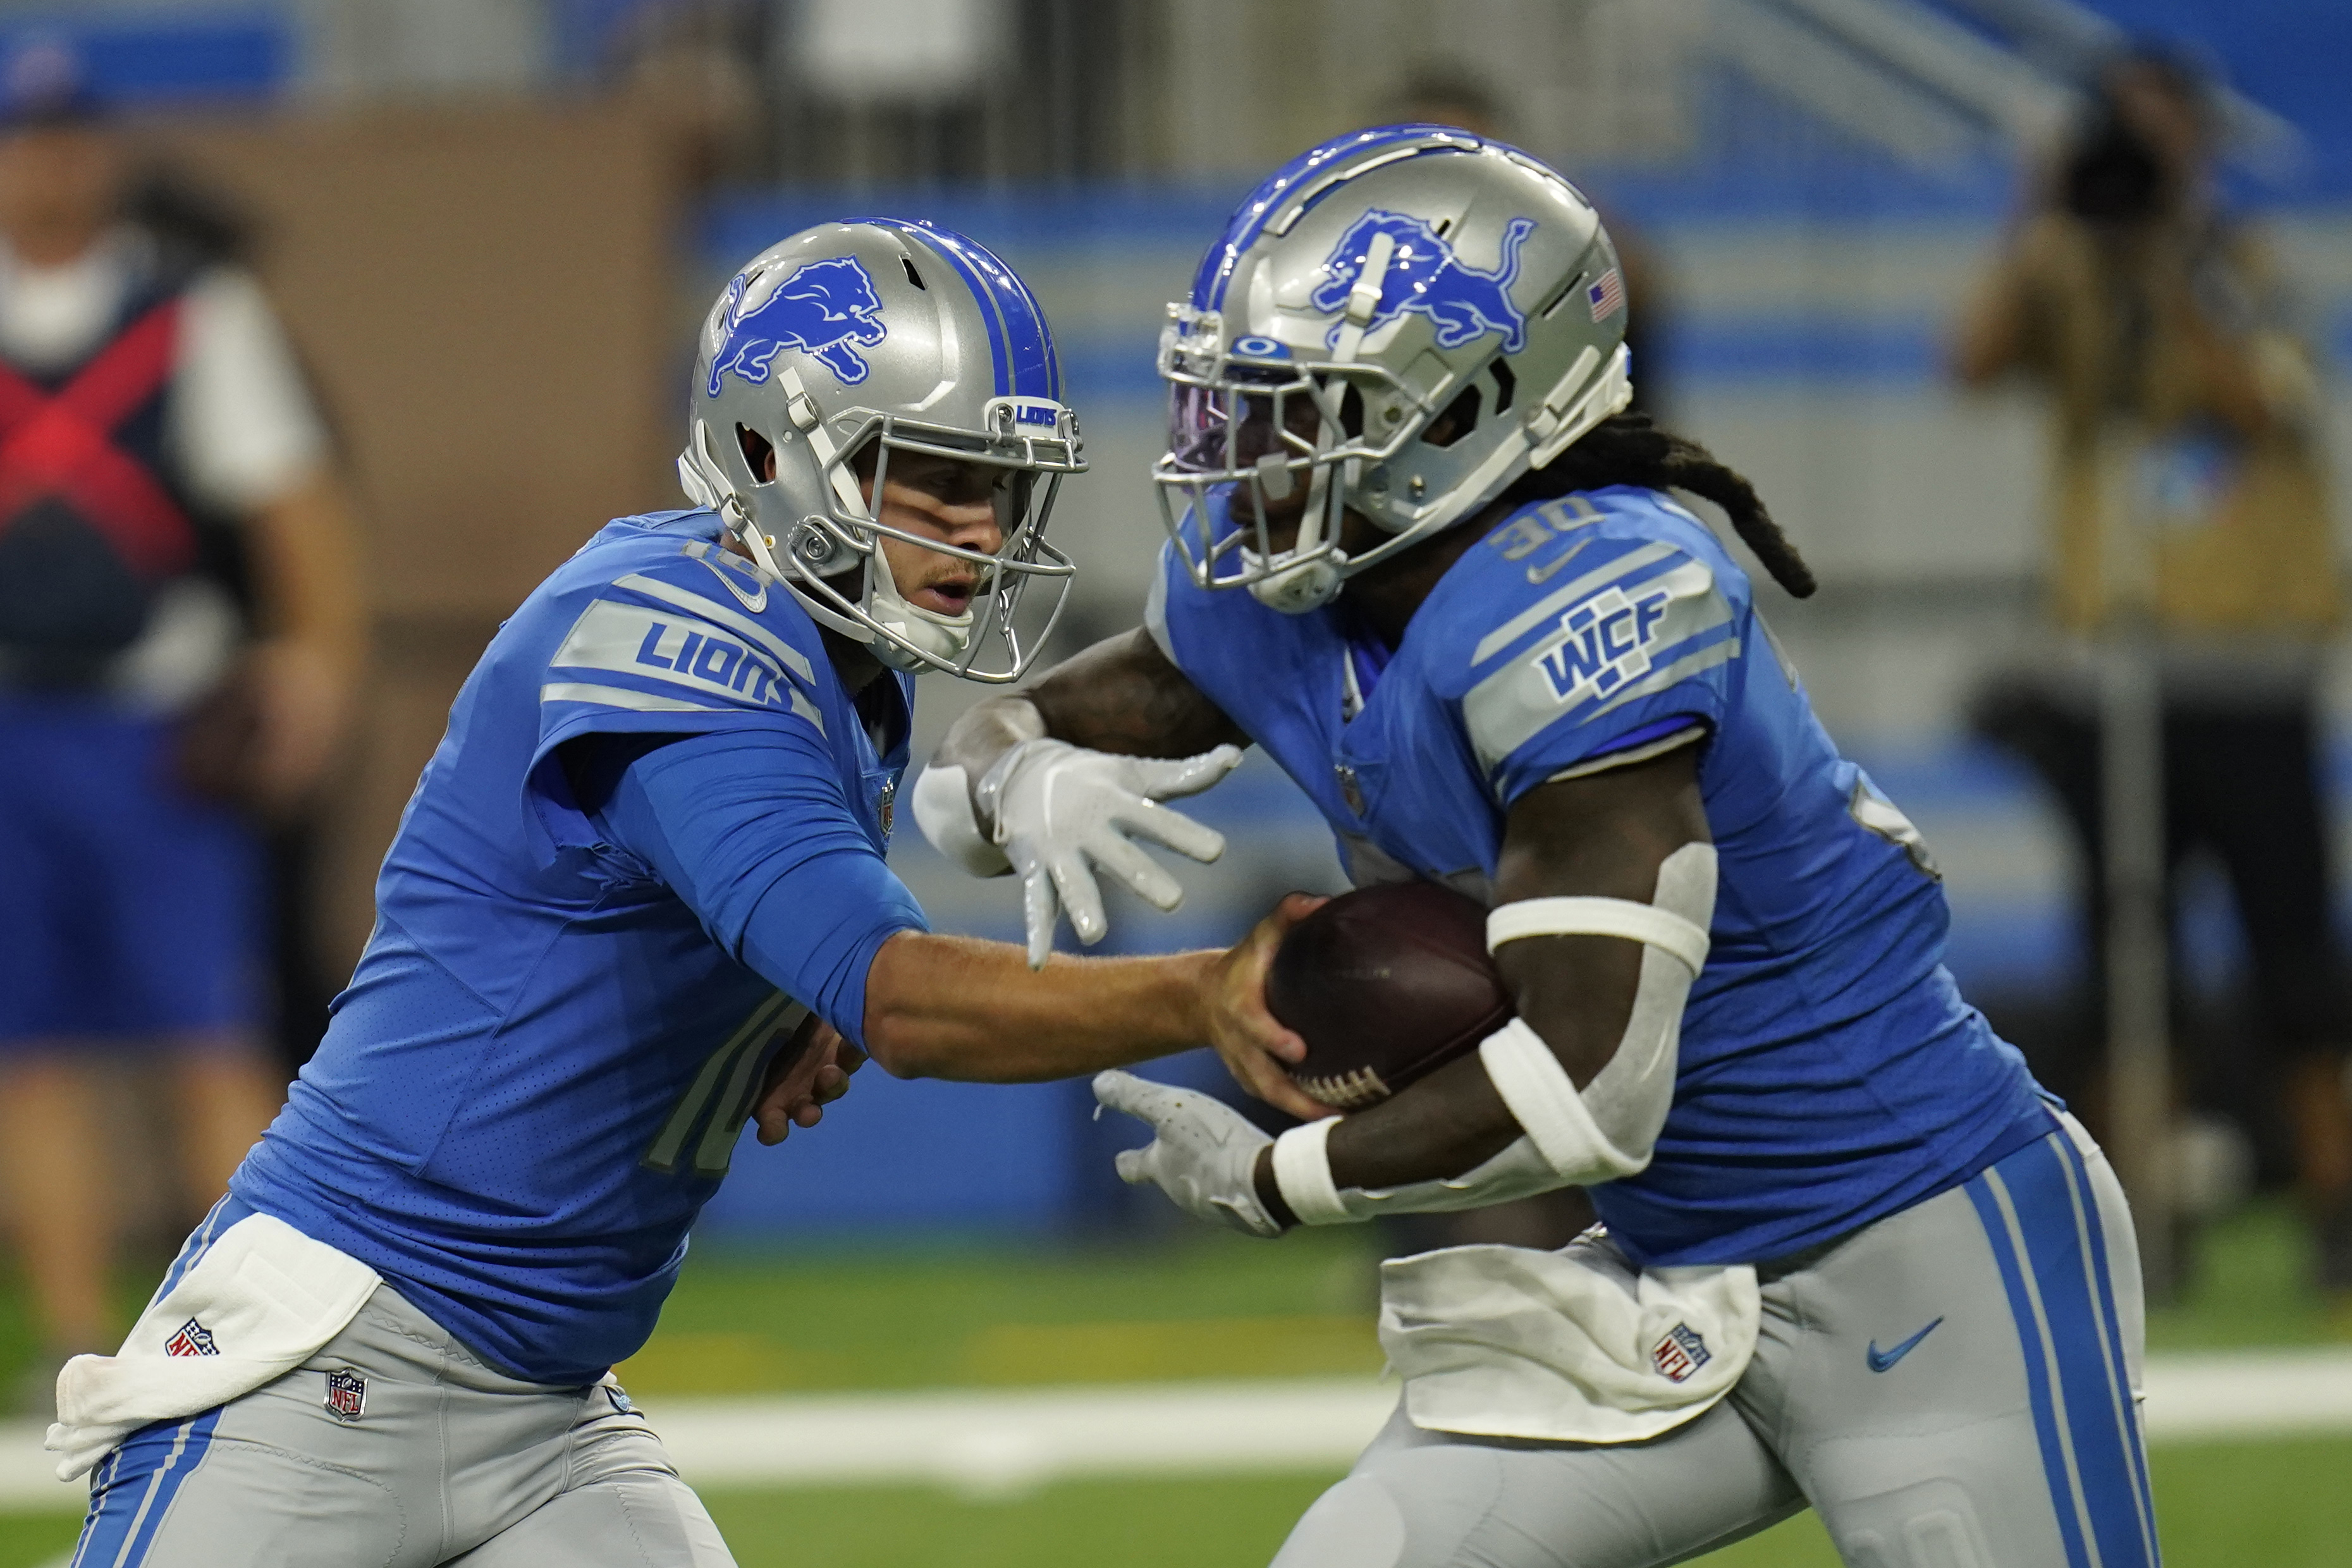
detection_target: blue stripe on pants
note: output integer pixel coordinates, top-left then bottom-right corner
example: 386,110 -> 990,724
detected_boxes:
1966,1134 -> 2160,1567
71,1407 -> 223,1568
2049,1128 -> 2162,1553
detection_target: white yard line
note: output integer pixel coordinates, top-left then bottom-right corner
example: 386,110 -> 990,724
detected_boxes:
6,1350 -> 2352,1511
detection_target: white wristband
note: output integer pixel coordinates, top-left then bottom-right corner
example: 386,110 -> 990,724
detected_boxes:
1477,1017 -> 1646,1183
910,763 -> 1012,877
1271,1118 -> 1352,1226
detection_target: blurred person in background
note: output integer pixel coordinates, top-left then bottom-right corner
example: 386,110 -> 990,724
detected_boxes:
0,44 -> 365,1392
1952,45 -> 2352,1298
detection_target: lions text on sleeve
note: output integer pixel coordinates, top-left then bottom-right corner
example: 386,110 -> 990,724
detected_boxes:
1151,484 -> 2045,1267
232,511 -> 917,1385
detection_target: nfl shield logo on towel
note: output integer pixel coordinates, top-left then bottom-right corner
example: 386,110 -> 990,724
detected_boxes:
324,1368 -> 367,1423
1651,1322 -> 1712,1384
164,1318 -> 218,1357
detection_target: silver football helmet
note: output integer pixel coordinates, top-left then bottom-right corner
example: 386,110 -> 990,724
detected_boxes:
678,219 -> 1083,682
1154,126 -> 1631,613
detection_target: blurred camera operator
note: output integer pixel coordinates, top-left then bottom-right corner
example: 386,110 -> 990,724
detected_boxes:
1953,47 -> 2351,1297
0,44 -> 365,1390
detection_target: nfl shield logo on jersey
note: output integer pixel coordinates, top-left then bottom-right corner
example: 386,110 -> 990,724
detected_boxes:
1651,1322 -> 1712,1384
163,1318 -> 218,1358
324,1368 -> 367,1423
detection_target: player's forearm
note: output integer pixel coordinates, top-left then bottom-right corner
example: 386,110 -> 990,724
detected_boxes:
1252,951 -> 1638,1211
932,692 -> 1047,785
934,629 -> 1246,790
1251,761 -> 1703,1220
861,930 -> 1215,1081
1264,1052 -> 1525,1216
1029,630 -> 1244,758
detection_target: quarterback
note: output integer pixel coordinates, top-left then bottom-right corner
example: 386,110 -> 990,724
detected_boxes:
58,219 -> 1303,1566
923,131 -> 2157,1567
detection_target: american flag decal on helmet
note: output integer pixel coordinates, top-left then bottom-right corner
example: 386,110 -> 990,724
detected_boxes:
164,1318 -> 218,1357
1587,268 -> 1624,322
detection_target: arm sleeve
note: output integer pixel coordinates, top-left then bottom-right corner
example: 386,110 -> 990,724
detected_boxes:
1458,543 -> 1740,806
589,726 -> 928,1048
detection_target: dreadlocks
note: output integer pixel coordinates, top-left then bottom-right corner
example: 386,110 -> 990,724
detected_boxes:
1504,412 -> 1817,599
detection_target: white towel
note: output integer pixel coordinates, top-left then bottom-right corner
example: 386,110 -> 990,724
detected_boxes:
47,1212 -> 379,1480
1379,1230 -> 1758,1444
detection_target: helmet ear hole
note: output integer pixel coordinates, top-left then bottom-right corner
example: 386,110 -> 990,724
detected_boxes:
1489,358 -> 1516,415
1338,383 -> 1365,441
735,423 -> 777,483
1423,384 -> 1481,449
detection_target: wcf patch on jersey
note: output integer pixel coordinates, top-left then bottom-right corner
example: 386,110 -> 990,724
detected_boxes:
1538,583 -> 1672,705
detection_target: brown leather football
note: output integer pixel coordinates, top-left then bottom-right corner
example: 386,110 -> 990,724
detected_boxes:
1266,881 -> 1513,1110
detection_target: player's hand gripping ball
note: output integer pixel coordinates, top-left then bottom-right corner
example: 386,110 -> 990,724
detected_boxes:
1265,881 -> 1512,1110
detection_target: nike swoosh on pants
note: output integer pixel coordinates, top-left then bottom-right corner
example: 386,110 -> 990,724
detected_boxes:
1866,1316 -> 1944,1373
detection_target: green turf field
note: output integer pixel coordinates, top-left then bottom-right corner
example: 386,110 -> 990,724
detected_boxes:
609,1196 -> 2348,1400
1,1438 -> 2345,1567
4,1201 -> 2343,1565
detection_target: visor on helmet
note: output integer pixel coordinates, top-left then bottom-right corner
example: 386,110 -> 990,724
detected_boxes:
1150,307 -> 1418,608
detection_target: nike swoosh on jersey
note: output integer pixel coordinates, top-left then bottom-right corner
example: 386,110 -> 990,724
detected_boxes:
1866,1316 -> 1944,1373
694,548 -> 769,613
1525,537 -> 1593,584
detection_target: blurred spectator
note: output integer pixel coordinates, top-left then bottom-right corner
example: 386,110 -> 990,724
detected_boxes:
606,0 -> 769,193
0,44 -> 365,1387
1952,47 -> 2350,1292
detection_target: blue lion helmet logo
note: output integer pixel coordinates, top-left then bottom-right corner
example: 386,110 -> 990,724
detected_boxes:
1308,211 -> 1534,354
707,255 -> 888,395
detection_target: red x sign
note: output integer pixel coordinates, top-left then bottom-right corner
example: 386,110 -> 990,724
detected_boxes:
0,298 -> 194,579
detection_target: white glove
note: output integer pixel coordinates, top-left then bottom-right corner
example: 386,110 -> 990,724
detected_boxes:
978,739 -> 1242,968
1094,1070 -> 1283,1237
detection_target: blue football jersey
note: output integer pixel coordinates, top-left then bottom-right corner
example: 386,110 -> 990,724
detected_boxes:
233,510 -> 924,1383
1148,485 -> 2046,1267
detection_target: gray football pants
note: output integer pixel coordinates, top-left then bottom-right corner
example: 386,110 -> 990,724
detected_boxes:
1274,1119 -> 2159,1568
71,1284 -> 734,1568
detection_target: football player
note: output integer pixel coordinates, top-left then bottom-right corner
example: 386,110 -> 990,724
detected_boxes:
58,220 -> 1306,1566
919,131 -> 2158,1566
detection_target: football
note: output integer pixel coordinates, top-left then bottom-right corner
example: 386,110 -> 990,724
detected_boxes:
1266,881 -> 1514,1110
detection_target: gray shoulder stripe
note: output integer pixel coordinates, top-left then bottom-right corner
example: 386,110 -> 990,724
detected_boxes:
1471,541 -> 1679,665
1461,564 -> 1731,770
1545,723 -> 1708,783
541,678 -> 826,735
541,681 -> 720,714
612,573 -> 818,685
1584,639 -> 1738,723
